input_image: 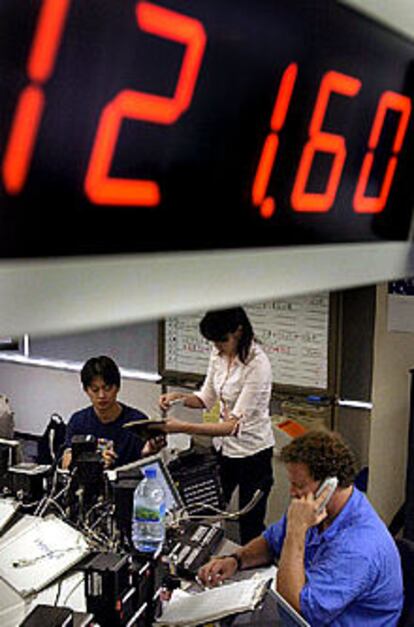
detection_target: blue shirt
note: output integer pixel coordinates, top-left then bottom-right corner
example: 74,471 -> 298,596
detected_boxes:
263,488 -> 403,626
64,403 -> 148,468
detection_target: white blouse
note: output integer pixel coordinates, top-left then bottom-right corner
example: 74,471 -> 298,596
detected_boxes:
194,341 -> 275,458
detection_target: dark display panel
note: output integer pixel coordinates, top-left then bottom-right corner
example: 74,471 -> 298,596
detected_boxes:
1,0 -> 414,257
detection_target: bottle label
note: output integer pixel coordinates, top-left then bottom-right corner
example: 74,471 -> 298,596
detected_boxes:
135,503 -> 165,522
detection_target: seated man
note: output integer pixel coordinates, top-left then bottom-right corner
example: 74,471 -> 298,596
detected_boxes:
198,430 -> 403,626
62,355 -> 163,469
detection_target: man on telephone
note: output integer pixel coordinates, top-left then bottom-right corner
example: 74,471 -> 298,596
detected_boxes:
198,430 -> 403,626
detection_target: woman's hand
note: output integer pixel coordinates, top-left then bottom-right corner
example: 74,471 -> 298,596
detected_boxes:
159,392 -> 184,412
197,556 -> 238,587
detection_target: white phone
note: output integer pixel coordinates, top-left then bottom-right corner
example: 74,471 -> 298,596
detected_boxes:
315,476 -> 338,514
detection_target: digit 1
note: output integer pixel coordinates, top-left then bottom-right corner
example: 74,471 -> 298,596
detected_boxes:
252,63 -> 298,219
2,0 -> 71,194
353,91 -> 411,213
291,71 -> 361,212
84,2 -> 206,206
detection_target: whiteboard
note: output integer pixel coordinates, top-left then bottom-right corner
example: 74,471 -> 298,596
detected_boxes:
163,294 -> 330,390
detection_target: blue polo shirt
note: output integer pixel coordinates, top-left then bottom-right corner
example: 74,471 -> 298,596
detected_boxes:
64,403 -> 148,468
263,487 -> 403,626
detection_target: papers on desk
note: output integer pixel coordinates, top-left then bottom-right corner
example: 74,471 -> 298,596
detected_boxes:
0,514 -> 90,597
155,576 -> 271,626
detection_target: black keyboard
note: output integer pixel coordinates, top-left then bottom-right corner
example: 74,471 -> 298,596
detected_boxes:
168,451 -> 225,515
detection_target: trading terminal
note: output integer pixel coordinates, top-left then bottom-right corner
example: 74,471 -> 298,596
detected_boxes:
1,0 -> 414,625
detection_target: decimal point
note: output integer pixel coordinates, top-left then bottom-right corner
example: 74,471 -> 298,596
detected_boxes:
260,196 -> 275,219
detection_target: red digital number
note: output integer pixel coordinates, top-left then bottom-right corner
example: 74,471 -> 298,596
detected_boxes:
84,1 -> 207,206
291,70 -> 361,212
2,0 -> 71,194
353,91 -> 412,213
252,63 -> 298,218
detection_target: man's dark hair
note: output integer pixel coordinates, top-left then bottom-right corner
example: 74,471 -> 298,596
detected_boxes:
80,356 -> 121,390
199,307 -> 254,363
280,430 -> 357,488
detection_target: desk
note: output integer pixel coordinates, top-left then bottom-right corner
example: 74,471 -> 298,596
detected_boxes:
156,535 -> 285,627
159,535 -> 309,627
1,516 -> 301,627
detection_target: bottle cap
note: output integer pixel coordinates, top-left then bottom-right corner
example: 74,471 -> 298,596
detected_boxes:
144,467 -> 156,479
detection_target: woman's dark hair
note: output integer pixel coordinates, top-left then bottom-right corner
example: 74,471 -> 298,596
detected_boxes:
280,430 -> 358,488
80,355 -> 121,390
199,307 -> 254,363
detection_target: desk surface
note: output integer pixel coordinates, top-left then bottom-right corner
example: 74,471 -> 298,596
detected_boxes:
180,536 -> 309,627
0,517 -> 305,627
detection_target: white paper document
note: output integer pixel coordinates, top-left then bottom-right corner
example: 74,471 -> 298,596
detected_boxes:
0,514 -> 89,597
155,576 -> 271,626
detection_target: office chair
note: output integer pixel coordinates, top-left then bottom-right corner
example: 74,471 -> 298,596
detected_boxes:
396,537 -> 414,627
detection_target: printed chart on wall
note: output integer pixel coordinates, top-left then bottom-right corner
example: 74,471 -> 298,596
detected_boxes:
163,294 -> 330,391
387,279 -> 414,333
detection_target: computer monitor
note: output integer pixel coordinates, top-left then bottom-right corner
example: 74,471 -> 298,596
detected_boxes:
0,438 -> 20,470
113,454 -> 183,514
268,588 -> 311,627
0,499 -> 19,534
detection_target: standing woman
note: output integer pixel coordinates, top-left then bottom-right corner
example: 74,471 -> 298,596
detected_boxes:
159,307 -> 274,544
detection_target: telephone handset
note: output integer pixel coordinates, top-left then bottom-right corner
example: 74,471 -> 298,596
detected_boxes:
315,476 -> 338,514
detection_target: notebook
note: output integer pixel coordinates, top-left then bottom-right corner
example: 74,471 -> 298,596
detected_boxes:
155,577 -> 271,626
0,514 -> 89,597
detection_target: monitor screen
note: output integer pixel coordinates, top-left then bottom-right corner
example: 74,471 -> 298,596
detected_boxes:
114,454 -> 183,514
269,588 -> 311,627
1,1 -> 414,258
0,438 -> 20,471
0,499 -> 19,534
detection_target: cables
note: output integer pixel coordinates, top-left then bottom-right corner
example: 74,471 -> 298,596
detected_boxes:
12,547 -> 80,569
169,489 -> 264,526
35,466 -> 72,517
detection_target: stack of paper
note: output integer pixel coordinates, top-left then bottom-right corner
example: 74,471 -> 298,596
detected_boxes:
155,577 -> 271,626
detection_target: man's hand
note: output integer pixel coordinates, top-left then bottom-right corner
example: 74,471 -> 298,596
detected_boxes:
197,556 -> 238,587
101,442 -> 117,468
287,490 -> 328,533
142,435 -> 167,456
62,448 -> 72,470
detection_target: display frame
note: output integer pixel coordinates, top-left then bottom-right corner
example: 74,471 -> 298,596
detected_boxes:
0,0 -> 414,258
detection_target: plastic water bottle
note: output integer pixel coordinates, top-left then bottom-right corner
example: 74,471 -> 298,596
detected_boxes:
132,467 -> 166,553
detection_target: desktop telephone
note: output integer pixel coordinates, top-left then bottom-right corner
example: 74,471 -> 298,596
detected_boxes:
165,521 -> 224,579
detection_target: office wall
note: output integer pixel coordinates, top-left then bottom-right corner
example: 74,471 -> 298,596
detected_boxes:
369,283 -> 414,523
0,362 -> 160,435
